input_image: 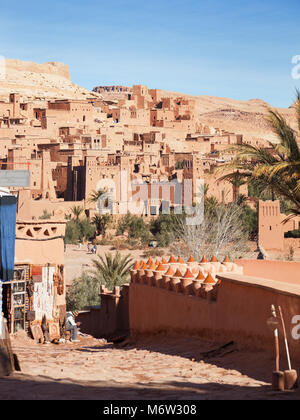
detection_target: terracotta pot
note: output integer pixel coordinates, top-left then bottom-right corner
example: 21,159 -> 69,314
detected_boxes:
170,277 -> 181,293
199,286 -> 208,299
162,275 -> 171,290
154,271 -> 163,287
192,279 -> 202,296
203,283 -> 214,293
180,278 -> 193,295
136,269 -> 145,284
145,269 -> 154,286
130,270 -> 137,284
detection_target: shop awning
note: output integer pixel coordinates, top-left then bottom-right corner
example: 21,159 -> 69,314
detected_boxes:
0,196 -> 17,282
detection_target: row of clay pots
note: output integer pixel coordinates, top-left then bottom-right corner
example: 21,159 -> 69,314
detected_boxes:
130,268 -> 216,297
133,258 -> 241,280
131,261 -> 218,284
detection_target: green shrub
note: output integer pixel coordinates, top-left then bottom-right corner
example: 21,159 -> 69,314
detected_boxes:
127,238 -> 140,249
117,212 -> 150,244
92,213 -> 112,237
110,238 -> 143,251
66,271 -> 101,311
65,220 -> 82,244
240,205 -> 258,240
39,209 -> 52,220
143,249 -> 165,258
285,229 -> 300,238
116,212 -> 132,235
65,219 -> 96,244
96,238 -> 112,246
110,239 -> 130,250
79,218 -> 97,241
150,213 -> 182,246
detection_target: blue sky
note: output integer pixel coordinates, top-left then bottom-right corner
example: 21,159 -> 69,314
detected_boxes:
0,0 -> 299,107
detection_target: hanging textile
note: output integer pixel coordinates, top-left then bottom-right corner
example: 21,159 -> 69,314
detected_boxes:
0,196 -> 17,282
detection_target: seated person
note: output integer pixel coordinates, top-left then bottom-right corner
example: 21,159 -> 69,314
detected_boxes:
66,310 -> 80,343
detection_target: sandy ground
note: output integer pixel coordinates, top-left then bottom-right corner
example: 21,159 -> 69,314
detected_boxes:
64,244 -> 169,287
1,332 -> 300,400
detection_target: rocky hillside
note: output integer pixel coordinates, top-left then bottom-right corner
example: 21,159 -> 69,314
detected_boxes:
0,58 -> 102,101
150,89 -> 296,140
191,95 -> 296,140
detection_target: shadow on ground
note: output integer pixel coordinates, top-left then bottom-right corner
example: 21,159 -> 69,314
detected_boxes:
75,334 -> 300,386
0,373 -> 299,400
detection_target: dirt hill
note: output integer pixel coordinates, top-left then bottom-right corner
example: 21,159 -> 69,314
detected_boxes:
0,58 -> 102,101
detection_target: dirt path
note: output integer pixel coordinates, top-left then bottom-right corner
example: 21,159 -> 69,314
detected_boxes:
1,332 -> 299,400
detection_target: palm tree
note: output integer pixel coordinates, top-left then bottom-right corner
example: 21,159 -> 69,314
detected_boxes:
92,213 -> 112,238
203,183 -> 210,199
236,194 -> 248,206
218,91 -> 300,221
70,205 -> 84,221
223,171 -> 247,202
201,184 -> 220,213
89,252 -> 133,289
88,188 -> 107,204
88,188 -> 113,213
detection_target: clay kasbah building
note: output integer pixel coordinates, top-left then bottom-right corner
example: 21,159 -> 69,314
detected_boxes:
0,0 -> 300,408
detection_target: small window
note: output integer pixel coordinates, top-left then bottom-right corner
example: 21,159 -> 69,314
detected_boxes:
150,206 -> 157,216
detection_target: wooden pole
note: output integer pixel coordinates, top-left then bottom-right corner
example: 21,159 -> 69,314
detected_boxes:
278,305 -> 298,390
278,306 -> 291,370
271,304 -> 284,391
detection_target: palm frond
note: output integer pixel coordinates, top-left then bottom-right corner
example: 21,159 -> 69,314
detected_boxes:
268,109 -> 300,160
89,252 -> 133,289
282,208 -> 300,224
